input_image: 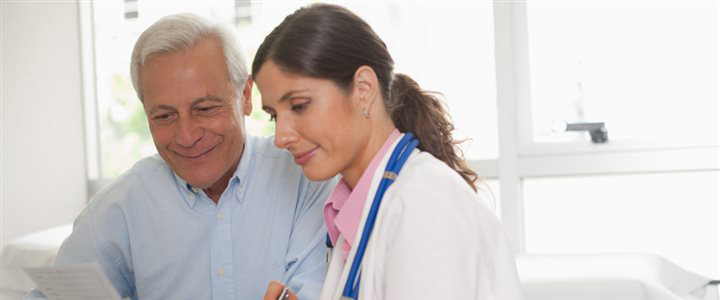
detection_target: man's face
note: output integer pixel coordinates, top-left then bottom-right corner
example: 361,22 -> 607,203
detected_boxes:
140,37 -> 252,190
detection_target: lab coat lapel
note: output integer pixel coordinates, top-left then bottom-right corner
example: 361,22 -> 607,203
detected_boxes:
320,236 -> 347,300
321,133 -> 406,300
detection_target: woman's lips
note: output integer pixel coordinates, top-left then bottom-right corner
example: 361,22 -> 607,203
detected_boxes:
294,146 -> 320,165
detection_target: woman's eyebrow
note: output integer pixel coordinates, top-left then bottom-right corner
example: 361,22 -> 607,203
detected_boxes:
280,88 -> 310,102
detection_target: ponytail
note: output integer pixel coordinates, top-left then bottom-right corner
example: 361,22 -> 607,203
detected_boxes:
388,74 -> 479,192
250,4 -> 479,192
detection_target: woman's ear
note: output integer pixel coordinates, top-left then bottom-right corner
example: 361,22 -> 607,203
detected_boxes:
242,77 -> 254,116
352,65 -> 380,114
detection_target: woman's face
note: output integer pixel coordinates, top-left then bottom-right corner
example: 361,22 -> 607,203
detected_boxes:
254,61 -> 369,181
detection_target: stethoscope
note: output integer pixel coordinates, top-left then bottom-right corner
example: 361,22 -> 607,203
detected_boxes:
327,132 -> 419,300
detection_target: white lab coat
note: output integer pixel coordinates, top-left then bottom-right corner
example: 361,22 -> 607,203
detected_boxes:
320,135 -> 523,300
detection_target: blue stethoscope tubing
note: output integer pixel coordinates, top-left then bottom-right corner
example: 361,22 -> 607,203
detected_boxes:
340,132 -> 420,300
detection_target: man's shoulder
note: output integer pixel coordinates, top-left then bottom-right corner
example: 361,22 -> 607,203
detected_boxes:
248,135 -> 289,158
90,154 -> 173,205
247,135 -> 297,172
115,154 -> 171,184
245,135 -> 337,196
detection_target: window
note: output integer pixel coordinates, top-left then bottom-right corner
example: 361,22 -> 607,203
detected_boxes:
524,171 -> 719,278
89,1 -> 268,179
525,1 -> 718,146
84,1 -> 498,180
81,0 -> 719,279
493,0 -> 719,278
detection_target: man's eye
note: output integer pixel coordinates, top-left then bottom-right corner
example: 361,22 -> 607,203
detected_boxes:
152,112 -> 176,123
198,106 -> 219,113
268,114 -> 277,122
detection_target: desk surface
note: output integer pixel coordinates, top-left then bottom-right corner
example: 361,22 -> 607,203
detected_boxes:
1,224 -> 716,300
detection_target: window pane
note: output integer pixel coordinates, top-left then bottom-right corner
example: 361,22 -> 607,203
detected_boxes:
93,1 -> 156,178
91,1 -> 497,178
362,2 -> 498,160
526,1 -> 718,145
524,171 -> 720,278
246,2 -> 499,159
92,1 -> 267,178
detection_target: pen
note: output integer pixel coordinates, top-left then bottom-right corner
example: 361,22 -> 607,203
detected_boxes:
277,286 -> 290,300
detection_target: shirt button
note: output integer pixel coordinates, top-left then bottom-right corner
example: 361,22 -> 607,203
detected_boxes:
218,266 -> 225,277
216,212 -> 223,221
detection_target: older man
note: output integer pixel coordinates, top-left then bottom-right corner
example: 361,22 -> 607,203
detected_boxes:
26,13 -> 333,300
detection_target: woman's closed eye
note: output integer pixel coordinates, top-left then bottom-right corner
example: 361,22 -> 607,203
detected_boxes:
290,99 -> 310,113
262,98 -> 308,122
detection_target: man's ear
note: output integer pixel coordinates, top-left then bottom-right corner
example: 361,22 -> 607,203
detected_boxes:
242,77 -> 253,116
352,65 -> 380,112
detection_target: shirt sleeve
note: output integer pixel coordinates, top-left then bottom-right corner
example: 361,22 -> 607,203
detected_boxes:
282,176 -> 337,300
25,195 -> 136,300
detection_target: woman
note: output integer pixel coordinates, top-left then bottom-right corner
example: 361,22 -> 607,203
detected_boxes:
254,4 -> 522,300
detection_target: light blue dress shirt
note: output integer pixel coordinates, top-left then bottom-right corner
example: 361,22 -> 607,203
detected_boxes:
26,135 -> 335,300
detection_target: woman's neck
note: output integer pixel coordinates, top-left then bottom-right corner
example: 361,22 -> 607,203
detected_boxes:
342,120 -> 396,189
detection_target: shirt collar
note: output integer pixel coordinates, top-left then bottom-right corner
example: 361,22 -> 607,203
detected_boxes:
232,133 -> 254,198
174,133 -> 254,207
173,173 -> 199,207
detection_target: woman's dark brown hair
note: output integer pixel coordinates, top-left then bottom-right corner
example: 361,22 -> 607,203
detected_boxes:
251,3 -> 478,191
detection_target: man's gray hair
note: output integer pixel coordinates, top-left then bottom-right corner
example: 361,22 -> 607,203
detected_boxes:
130,13 -> 248,101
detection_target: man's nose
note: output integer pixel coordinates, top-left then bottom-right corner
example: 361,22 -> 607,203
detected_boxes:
274,117 -> 298,150
175,117 -> 203,147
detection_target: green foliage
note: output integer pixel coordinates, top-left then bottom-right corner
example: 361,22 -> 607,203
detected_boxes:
247,84 -> 275,136
101,74 -> 155,178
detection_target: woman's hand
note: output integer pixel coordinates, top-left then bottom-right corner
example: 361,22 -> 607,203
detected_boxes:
263,281 -> 298,300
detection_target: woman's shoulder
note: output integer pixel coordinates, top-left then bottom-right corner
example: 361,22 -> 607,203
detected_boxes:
386,152 -> 470,203
382,150 -> 506,240
385,150 -> 497,219
395,150 -> 473,193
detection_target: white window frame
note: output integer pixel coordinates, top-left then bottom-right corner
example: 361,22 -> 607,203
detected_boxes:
78,1 -> 719,260
489,0 -> 720,254
79,1 -> 109,198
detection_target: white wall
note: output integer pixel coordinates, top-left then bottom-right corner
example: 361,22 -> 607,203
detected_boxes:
1,1 -> 87,250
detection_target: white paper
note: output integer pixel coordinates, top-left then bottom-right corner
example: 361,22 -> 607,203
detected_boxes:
23,263 -> 123,300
